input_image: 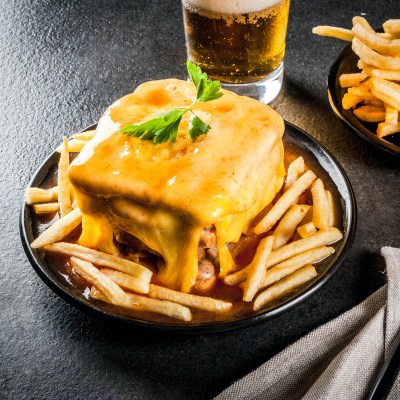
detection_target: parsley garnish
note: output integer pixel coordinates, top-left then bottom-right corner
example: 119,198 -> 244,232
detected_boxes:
119,60 -> 222,143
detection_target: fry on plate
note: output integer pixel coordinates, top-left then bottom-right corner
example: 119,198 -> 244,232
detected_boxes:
56,139 -> 88,153
366,77 -> 400,111
283,156 -> 305,192
30,208 -> 82,248
224,227 -> 343,286
352,38 -> 400,70
90,287 -> 192,321
383,19 -> 400,35
25,187 -> 58,205
311,179 -> 330,229
71,257 -> 126,304
243,236 -> 274,302
377,122 -> 400,138
44,242 -> 152,281
253,264 -> 317,311
58,137 -> 72,217
100,268 -> 150,294
352,16 -> 400,56
342,93 -> 363,109
384,104 -> 399,125
32,202 -> 60,214
254,170 -> 316,234
348,86 -> 377,100
353,105 -> 386,122
371,68 -> 400,81
325,190 -> 335,227
71,130 -> 95,141
297,222 -> 317,238
258,246 -> 334,290
312,26 -> 353,41
148,284 -> 232,312
339,73 -> 368,88
273,204 -> 310,249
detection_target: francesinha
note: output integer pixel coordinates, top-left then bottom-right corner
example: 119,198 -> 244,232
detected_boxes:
68,79 -> 285,292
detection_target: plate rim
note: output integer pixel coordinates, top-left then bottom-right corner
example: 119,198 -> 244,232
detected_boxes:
327,43 -> 400,157
20,121 -> 357,333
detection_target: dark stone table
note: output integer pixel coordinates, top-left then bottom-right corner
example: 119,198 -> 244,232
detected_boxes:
1,1 -> 399,399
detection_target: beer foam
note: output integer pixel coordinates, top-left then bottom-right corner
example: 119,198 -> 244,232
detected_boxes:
183,0 -> 281,15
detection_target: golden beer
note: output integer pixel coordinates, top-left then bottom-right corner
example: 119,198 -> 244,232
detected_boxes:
182,0 -> 290,84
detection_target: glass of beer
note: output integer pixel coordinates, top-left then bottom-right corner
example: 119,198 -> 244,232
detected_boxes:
181,0 -> 291,103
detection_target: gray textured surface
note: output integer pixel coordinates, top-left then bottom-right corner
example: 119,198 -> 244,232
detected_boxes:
1,0 -> 399,399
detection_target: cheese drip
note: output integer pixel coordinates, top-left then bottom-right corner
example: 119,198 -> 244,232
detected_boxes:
69,79 -> 285,292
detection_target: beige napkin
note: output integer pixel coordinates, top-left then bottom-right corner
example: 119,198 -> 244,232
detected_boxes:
215,247 -> 400,400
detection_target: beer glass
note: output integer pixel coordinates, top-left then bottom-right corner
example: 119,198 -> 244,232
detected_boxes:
181,0 -> 291,103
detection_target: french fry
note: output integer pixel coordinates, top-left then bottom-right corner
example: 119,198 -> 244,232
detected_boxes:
254,170 -> 317,234
339,73 -> 368,88
352,38 -> 400,70
311,179 -> 330,229
31,208 -> 82,248
243,236 -> 274,302
384,104 -> 399,125
90,287 -> 192,321
353,105 -> 386,122
284,156 -> 305,192
253,265 -> 317,311
224,227 -> 343,286
56,139 -> 87,153
371,68 -> 400,81
357,60 -> 374,72
367,77 -> 400,111
32,202 -> 59,214
148,284 -> 232,312
342,93 -> 363,109
383,19 -> 400,35
312,26 -> 353,41
72,130 -> 95,141
44,242 -> 152,281
325,190 -> 335,227
348,86 -> 377,100
352,17 -> 400,56
259,246 -> 334,290
377,32 -> 400,40
362,99 -> 384,107
58,137 -> 72,217
273,205 -> 310,249
71,257 -> 126,304
25,187 -> 58,205
297,222 -> 317,238
377,122 -> 400,138
100,268 -> 150,294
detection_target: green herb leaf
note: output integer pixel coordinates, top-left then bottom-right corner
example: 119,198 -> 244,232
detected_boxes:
153,109 -> 184,143
186,60 -> 205,92
197,80 -> 223,102
120,116 -> 167,141
120,61 -> 222,143
189,114 -> 211,142
187,60 -> 223,102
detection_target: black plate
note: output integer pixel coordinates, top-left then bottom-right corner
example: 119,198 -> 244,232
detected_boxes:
20,121 -> 357,333
328,43 -> 400,156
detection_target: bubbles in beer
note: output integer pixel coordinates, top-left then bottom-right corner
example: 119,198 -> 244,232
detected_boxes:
183,0 -> 283,25
182,0 -> 290,83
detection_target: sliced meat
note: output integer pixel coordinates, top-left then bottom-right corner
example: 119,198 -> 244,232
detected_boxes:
192,258 -> 217,294
199,226 -> 217,248
206,244 -> 219,266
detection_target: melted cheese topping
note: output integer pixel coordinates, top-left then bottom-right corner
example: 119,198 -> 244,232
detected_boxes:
69,79 -> 285,292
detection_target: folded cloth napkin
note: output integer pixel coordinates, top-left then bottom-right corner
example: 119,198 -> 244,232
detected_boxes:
215,247 -> 400,400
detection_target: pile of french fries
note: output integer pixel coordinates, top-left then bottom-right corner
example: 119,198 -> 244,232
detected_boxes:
26,133 -> 343,322
313,17 -> 400,139
224,157 -> 342,311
